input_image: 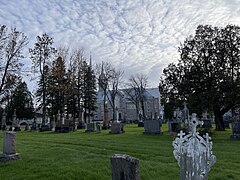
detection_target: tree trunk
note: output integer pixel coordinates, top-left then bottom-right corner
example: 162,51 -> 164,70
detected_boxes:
214,109 -> 225,131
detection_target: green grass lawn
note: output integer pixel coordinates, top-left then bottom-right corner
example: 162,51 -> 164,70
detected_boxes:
0,124 -> 239,180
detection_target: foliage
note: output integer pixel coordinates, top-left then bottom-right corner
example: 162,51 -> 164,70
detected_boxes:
81,60 -> 98,122
0,24 -> 28,95
6,81 -> 34,120
29,33 -> 56,125
160,25 -> 240,130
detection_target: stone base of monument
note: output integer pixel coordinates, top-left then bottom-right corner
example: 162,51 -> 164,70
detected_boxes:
143,120 -> 162,134
40,125 -> 51,132
85,123 -> 96,132
0,153 -> 21,163
109,122 -> 125,134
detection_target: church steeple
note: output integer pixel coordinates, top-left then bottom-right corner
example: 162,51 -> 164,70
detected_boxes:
98,61 -> 105,92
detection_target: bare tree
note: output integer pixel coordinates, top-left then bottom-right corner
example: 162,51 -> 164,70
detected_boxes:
128,74 -> 148,121
29,33 -> 56,126
107,68 -> 124,122
0,25 -> 28,95
95,61 -> 114,128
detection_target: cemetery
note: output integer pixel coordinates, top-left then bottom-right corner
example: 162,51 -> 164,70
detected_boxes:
0,122 -> 240,179
0,4 -> 240,180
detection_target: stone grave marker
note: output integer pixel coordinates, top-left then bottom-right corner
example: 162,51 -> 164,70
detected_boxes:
24,123 -> 30,131
13,110 -> 21,131
0,131 -> 21,162
172,113 -> 216,180
85,122 -> 96,132
109,122 -> 124,134
1,111 -> 6,130
31,118 -> 37,131
182,102 -> 190,131
231,121 -> 240,139
111,154 -> 140,180
96,122 -> 101,134
143,120 -> 161,134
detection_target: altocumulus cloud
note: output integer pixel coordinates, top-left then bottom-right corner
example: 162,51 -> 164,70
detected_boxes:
0,0 -> 240,89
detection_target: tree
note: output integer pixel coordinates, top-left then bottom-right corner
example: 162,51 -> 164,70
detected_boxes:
49,56 -> 67,116
29,33 -> 56,126
0,25 -> 28,95
107,68 -> 124,122
96,61 -> 114,127
82,59 -> 98,123
68,48 -> 86,124
6,81 -> 34,120
128,74 -> 148,121
161,24 -> 240,131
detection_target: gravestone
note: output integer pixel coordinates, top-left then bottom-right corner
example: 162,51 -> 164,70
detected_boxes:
24,124 -> 30,131
51,120 -> 56,131
168,121 -> 181,134
85,122 -> 95,132
172,113 -> 216,180
55,113 -> 74,132
96,122 -> 101,134
143,120 -> 161,134
1,111 -> 6,130
202,111 -> 212,129
109,122 -> 124,134
111,154 -> 140,180
13,110 -> 21,131
231,121 -> 240,139
0,131 -> 21,162
31,118 -> 37,131
182,102 -> 190,131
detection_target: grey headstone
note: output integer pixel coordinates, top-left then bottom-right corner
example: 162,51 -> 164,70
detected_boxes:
111,154 -> 140,180
143,120 -> 161,134
96,122 -> 101,134
3,131 -> 16,155
109,122 -> 124,134
0,131 -> 21,163
85,122 -> 95,132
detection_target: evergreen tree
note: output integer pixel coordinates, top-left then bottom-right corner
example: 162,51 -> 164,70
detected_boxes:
50,56 -> 67,115
82,61 -> 97,123
6,81 -> 34,120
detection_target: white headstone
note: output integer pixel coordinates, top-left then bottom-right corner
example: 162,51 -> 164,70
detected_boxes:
172,113 -> 216,180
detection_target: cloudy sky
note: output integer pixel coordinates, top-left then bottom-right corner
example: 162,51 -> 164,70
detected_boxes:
1,0 -> 240,91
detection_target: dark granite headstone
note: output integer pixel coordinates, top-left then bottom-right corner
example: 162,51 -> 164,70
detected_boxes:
111,154 -> 140,180
143,120 -> 161,134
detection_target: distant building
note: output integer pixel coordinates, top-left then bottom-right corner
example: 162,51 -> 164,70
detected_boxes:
94,87 -> 164,122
